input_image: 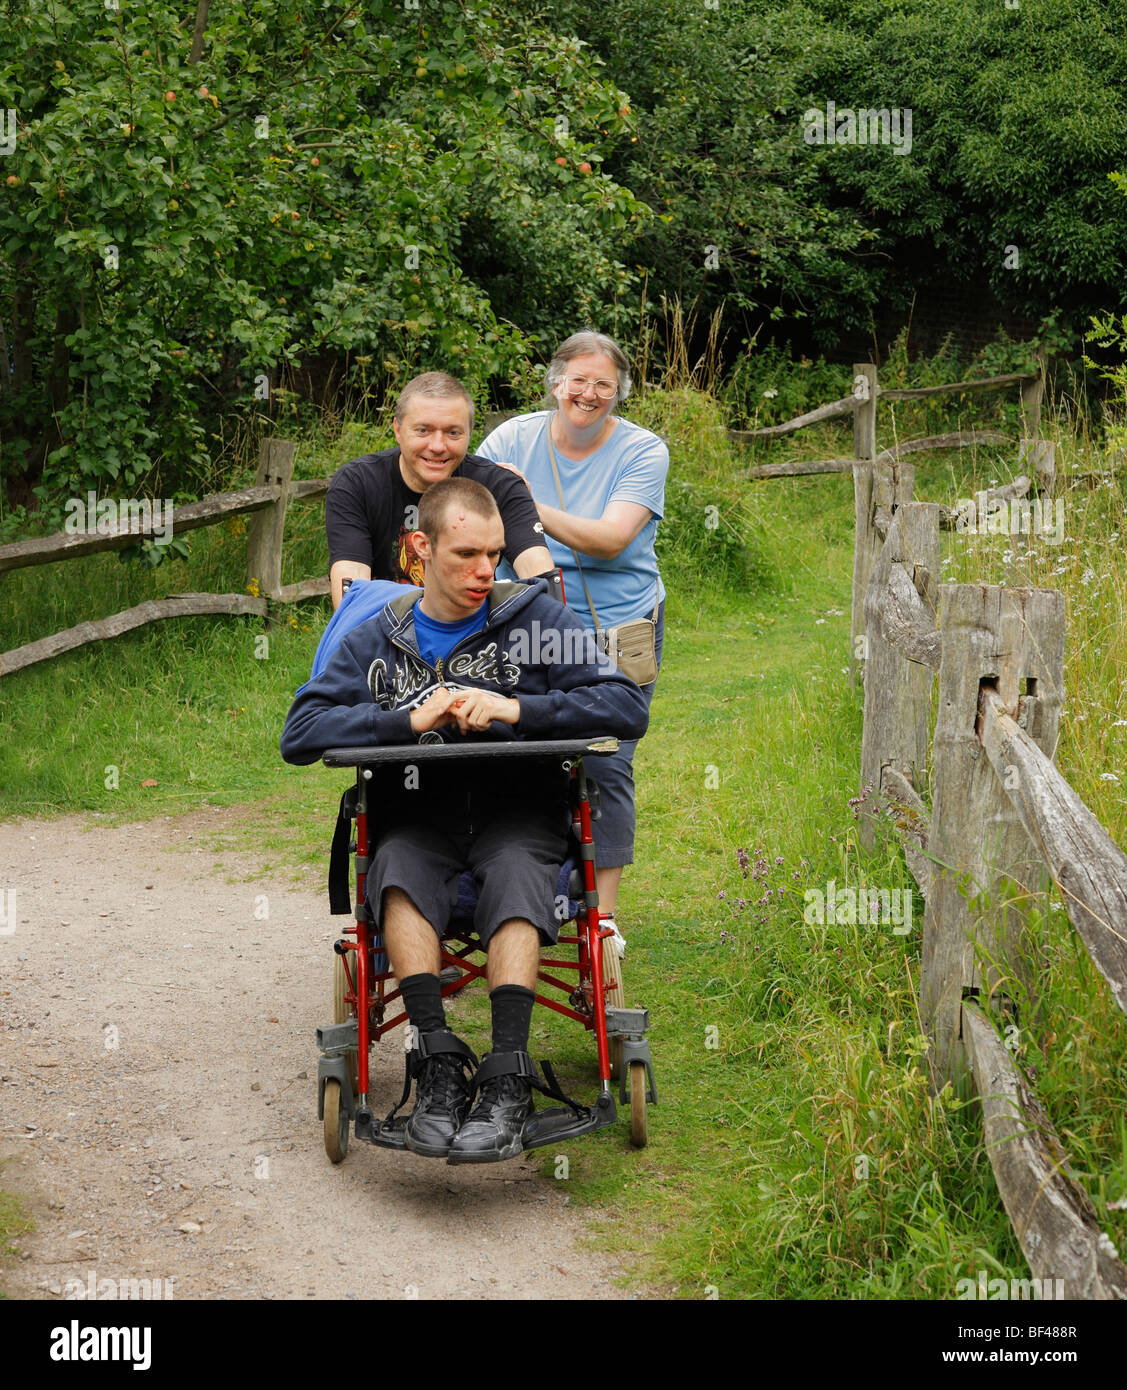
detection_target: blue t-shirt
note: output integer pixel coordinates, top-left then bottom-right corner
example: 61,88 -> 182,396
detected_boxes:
476,410 -> 667,630
411,602 -> 487,673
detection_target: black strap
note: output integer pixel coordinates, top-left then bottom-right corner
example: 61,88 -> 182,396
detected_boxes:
415,1028 -> 478,1068
535,1059 -> 587,1117
470,1049 -> 538,1097
469,1051 -> 586,1116
380,1028 -> 478,1131
328,784 -> 358,915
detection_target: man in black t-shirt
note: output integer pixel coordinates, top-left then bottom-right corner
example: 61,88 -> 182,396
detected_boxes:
325,371 -> 553,607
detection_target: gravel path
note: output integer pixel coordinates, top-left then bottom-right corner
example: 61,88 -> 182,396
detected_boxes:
0,809 -> 635,1301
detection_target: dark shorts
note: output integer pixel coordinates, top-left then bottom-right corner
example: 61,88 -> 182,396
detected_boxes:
368,811 -> 570,949
589,600 -> 665,868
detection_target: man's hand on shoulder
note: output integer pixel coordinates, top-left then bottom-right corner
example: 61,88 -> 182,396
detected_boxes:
490,459 -> 526,482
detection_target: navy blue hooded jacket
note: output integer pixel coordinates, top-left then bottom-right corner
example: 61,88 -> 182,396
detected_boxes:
280,579 -> 649,770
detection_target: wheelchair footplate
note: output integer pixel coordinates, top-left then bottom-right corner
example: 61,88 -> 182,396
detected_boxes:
355,1108 -> 410,1151
520,1088 -> 617,1150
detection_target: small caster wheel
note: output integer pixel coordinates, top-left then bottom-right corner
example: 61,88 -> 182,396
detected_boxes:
628,1061 -> 648,1149
323,1078 -> 349,1163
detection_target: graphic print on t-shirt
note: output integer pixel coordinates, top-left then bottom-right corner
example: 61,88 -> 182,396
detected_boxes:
394,523 -> 425,585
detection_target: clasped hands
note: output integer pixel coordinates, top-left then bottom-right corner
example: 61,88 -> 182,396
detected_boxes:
409,685 -> 520,736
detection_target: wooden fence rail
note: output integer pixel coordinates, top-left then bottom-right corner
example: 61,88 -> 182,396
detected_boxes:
0,440 -> 330,676
742,353 -> 1126,1297
844,405 -> 1126,1298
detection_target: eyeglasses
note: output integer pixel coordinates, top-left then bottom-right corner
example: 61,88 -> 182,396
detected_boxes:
562,375 -> 618,400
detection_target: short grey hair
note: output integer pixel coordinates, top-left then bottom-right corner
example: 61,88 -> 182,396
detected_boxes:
394,371 -> 475,436
544,331 -> 632,404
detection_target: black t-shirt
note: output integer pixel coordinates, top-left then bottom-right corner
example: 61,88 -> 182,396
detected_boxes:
325,448 -> 545,585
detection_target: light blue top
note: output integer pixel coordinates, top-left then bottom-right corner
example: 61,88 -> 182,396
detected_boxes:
477,410 -> 667,630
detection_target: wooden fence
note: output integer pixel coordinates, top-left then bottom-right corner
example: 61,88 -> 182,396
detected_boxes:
744,362 -> 1127,1299
0,440 -> 328,676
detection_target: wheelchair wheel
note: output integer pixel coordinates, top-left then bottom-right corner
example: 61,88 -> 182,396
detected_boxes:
629,1061 -> 648,1149
600,934 -> 624,1081
333,952 -> 359,1091
323,1079 -> 349,1163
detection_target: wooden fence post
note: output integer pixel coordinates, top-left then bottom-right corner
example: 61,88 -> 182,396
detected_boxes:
919,584 -> 1065,1090
1019,439 -> 1056,496
859,502 -> 942,850
850,363 -> 878,680
1019,350 -> 1045,436
245,439 -> 296,600
1019,351 -> 1054,495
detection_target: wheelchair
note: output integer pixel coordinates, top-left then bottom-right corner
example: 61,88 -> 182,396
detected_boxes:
314,737 -> 657,1164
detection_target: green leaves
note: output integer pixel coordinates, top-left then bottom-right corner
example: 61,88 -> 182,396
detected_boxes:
1,0 -> 647,510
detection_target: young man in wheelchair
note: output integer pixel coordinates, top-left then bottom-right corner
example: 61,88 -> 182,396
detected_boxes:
281,477 -> 648,1162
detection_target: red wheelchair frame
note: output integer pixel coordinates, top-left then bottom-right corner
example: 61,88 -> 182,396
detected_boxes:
315,737 -> 656,1163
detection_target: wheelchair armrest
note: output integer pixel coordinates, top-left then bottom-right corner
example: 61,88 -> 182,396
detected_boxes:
321,737 -> 619,767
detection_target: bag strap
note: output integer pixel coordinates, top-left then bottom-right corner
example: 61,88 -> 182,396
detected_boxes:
546,413 -> 660,628
545,416 -> 603,631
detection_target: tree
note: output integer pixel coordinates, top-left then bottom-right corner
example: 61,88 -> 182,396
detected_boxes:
0,0 -> 647,514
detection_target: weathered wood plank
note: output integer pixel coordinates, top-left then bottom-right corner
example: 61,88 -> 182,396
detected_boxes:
0,593 -> 268,676
1019,438 -> 1056,494
850,365 -> 880,680
880,371 -> 1036,402
245,439 -> 296,598
276,575 -> 331,602
860,503 -> 939,852
978,688 -> 1127,1016
289,478 -> 331,501
920,584 -> 1064,1089
879,562 -> 941,669
0,486 -> 281,575
1020,356 -> 1045,437
876,430 -> 1010,461
741,457 -> 854,480
939,477 -> 1030,530
727,393 -> 856,442
963,998 -> 1127,1300
1063,470 -> 1119,490
882,765 -> 933,898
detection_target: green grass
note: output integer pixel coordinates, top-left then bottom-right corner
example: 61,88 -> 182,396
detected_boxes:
0,1172 -> 34,1297
2,383 -> 1126,1299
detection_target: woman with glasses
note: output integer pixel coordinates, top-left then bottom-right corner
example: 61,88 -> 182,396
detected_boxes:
477,331 -> 668,956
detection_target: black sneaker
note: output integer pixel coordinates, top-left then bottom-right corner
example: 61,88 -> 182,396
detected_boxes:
404,1031 -> 475,1158
447,1052 -> 535,1165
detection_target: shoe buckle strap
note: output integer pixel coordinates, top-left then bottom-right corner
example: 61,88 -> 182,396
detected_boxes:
469,1049 -> 538,1098
415,1028 -> 478,1068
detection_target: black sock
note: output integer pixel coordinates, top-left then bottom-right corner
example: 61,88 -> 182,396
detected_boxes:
490,984 -> 535,1055
399,973 -> 446,1036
